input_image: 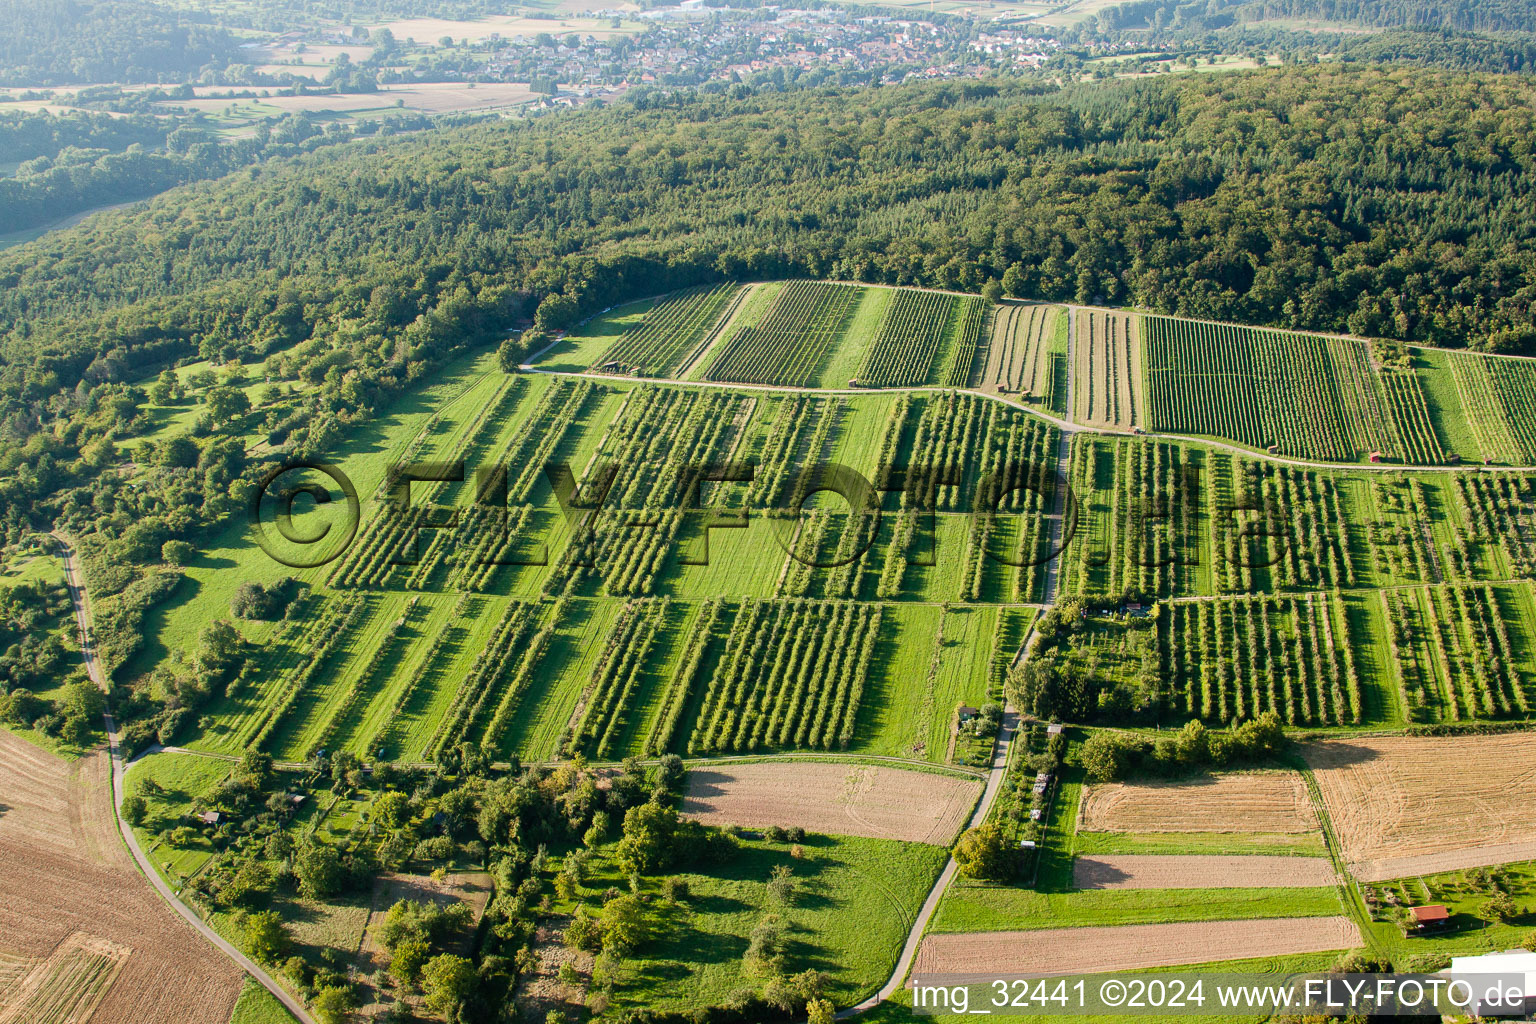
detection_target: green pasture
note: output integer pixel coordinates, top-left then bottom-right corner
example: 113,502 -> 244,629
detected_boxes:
1070,830 -> 1328,857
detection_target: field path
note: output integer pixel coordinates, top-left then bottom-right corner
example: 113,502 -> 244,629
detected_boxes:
841,324 -> 1079,1011
842,403 -> 1076,1012
54,535 -> 319,1024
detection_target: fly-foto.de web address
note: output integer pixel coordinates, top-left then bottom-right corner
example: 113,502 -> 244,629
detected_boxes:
909,972 -> 1533,1016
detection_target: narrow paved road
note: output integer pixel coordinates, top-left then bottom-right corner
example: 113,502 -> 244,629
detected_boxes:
53,534 -> 317,1024
843,306 -> 1079,1017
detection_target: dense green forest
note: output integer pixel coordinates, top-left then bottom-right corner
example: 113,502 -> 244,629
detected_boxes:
0,108 -> 434,233
0,108 -> 168,162
0,0 -> 242,86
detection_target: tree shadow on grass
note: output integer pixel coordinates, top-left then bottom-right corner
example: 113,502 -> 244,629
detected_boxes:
687,892 -> 754,917
650,922 -> 749,967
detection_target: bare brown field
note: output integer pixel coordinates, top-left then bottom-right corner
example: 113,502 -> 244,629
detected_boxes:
1072,308 -> 1143,429
177,82 -> 541,116
249,44 -> 376,66
1305,734 -> 1536,881
373,15 -> 639,43
0,731 -> 243,1023
1072,854 -> 1336,890
982,302 -> 1059,399
912,917 -> 1362,979
1078,773 -> 1319,834
682,763 -> 981,845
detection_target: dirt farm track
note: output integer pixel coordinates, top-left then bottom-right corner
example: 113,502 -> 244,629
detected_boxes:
0,731 -> 243,1023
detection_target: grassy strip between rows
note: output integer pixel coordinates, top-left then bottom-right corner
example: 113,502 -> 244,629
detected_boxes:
929,884 -> 1344,934
1069,830 -> 1328,858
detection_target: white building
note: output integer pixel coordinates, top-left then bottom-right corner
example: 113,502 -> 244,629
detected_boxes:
1449,949 -> 1536,1018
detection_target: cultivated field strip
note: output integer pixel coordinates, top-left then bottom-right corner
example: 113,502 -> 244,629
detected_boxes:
1073,855 -> 1335,889
593,283 -> 740,376
1215,457 -> 1354,594
328,377 -> 597,591
1379,369 -> 1447,465
682,762 -> 981,845
1306,733 -> 1536,880
913,918 -> 1362,979
1447,352 -> 1526,462
705,280 -> 863,386
541,387 -> 751,597
1078,773 -> 1320,834
1072,309 -> 1142,429
1061,436 -> 1206,599
644,598 -> 721,756
430,597 -> 567,757
238,593 -> 368,753
983,303 -> 1060,401
371,593 -> 479,760
943,297 -> 990,387
308,596 -> 428,756
565,597 -> 672,758
688,598 -> 883,753
1054,429 -> 1534,601
1142,315 -> 1427,462
1451,474 -> 1536,577
743,394 -> 844,508
266,594 -> 396,760
1448,350 -> 1536,462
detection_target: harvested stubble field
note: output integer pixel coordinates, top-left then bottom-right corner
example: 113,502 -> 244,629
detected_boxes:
177,83 -> 541,116
372,14 -> 639,42
681,762 -> 981,845
1077,772 -> 1320,834
1072,854 -> 1336,890
912,917 -> 1362,979
0,931 -> 130,1024
1072,309 -> 1142,430
1305,734 -> 1536,881
0,732 -> 243,1023
982,303 -> 1060,401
